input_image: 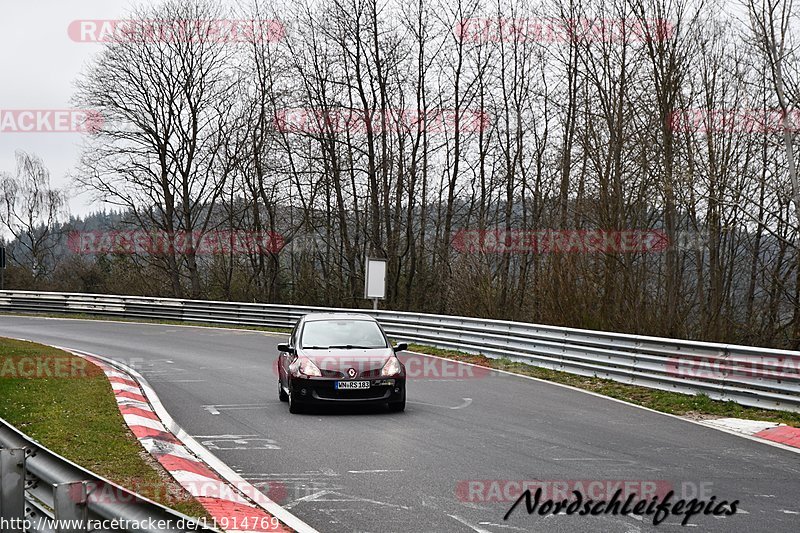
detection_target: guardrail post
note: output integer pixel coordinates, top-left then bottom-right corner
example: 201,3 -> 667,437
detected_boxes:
54,481 -> 88,532
0,448 -> 26,531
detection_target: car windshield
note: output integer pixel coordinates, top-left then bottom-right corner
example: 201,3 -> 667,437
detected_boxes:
300,319 -> 387,349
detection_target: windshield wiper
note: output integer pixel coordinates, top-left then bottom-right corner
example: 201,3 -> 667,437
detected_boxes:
302,346 -> 331,350
328,344 -> 379,349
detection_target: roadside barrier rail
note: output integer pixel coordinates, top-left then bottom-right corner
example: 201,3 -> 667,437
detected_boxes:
0,417 -> 219,533
0,290 -> 798,412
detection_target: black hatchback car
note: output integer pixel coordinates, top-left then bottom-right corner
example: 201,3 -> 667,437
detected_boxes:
277,313 -> 407,413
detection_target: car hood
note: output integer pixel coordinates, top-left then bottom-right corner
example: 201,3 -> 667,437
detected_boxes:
300,348 -> 395,373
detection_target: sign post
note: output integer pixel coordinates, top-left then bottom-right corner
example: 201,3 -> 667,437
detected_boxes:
364,257 -> 387,310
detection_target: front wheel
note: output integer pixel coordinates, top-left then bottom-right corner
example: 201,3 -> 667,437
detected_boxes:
387,398 -> 405,412
278,380 -> 288,402
288,389 -> 304,414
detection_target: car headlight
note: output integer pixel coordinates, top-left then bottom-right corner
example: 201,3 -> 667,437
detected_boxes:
291,357 -> 322,377
381,356 -> 402,377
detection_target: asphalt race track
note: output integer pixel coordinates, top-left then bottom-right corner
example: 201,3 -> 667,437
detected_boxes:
1,315 -> 798,532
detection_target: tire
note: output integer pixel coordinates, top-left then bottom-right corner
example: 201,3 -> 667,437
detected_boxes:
288,389 -> 304,414
278,380 -> 288,402
387,398 -> 405,412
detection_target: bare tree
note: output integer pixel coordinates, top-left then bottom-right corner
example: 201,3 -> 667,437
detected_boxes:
0,151 -> 67,279
74,0 -> 237,297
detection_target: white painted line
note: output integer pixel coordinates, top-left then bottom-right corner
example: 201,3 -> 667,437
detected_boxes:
283,491 -> 330,510
447,514 -> 493,533
347,469 -> 404,474
453,398 -> 472,410
477,522 -> 526,531
699,418 -> 782,435
194,435 -> 260,439
407,397 -> 472,410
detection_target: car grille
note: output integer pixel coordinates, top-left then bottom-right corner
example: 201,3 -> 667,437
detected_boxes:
320,368 -> 383,379
314,387 -> 391,400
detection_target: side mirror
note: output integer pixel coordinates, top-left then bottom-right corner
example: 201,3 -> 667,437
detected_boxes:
393,342 -> 408,352
277,343 -> 294,354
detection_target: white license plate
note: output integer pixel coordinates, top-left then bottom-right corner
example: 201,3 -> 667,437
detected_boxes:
336,381 -> 370,390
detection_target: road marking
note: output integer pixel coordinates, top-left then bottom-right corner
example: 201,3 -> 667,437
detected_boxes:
195,434 -> 259,438
200,436 -> 280,451
347,469 -> 404,474
408,397 -> 472,410
283,491 -> 330,509
284,489 -> 410,510
447,514 -> 492,533
551,458 -> 635,463
453,398 -> 472,409
203,404 -> 267,415
477,522 -> 526,531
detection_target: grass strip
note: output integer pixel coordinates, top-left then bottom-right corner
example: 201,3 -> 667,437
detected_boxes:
0,337 -> 210,519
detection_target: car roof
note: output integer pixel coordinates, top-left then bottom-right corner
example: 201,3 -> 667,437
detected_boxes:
302,312 -> 376,322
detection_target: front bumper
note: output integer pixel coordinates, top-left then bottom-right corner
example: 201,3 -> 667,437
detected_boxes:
290,377 -> 406,404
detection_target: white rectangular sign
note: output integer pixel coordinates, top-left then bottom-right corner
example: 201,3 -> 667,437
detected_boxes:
364,258 -> 387,299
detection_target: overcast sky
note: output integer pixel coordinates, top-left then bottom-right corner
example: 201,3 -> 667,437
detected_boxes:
0,1 -> 130,215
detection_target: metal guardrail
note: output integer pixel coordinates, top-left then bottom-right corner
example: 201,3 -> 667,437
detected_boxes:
0,290 -> 798,412
0,417 -> 219,533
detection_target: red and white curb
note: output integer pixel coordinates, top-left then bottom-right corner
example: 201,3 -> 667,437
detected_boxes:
62,347 -> 318,533
699,418 -> 800,449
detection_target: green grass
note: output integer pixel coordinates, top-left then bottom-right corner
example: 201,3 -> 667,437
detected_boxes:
0,337 -> 210,519
409,344 -> 800,428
